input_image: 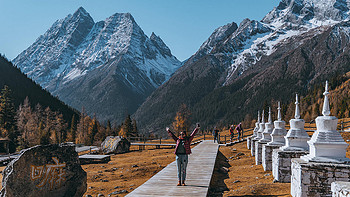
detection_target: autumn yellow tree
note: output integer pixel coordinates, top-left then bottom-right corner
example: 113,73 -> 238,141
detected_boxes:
76,108 -> 92,145
172,104 -> 191,136
119,126 -> 127,138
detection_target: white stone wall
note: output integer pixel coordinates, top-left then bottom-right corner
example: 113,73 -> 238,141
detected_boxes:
247,136 -> 252,150
262,144 -> 280,171
272,149 -> 308,183
291,158 -> 350,197
332,181 -> 350,197
251,139 -> 258,156
255,141 -> 267,165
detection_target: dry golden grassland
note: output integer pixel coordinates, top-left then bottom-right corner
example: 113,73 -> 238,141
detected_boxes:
0,127 -> 349,196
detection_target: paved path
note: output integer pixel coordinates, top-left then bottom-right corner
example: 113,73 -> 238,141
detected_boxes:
126,140 -> 219,197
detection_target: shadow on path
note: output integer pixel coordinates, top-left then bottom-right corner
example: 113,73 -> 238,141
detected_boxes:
208,150 -> 231,196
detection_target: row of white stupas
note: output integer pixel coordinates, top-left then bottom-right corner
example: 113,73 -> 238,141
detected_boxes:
251,81 -> 349,163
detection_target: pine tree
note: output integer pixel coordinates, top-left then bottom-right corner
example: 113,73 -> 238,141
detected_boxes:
38,121 -> 50,145
53,113 -> 66,144
113,124 -> 121,136
88,118 -> 98,145
68,115 -> 77,142
106,120 -> 112,137
132,119 -> 138,137
16,97 -> 33,148
76,108 -> 91,145
124,115 -> 133,137
0,85 -> 17,141
76,108 -> 86,144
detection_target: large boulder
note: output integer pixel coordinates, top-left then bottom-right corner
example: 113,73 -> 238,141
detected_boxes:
0,144 -> 86,197
101,136 -> 130,154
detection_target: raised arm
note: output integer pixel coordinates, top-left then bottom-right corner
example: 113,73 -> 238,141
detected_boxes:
166,127 -> 178,141
189,125 -> 200,142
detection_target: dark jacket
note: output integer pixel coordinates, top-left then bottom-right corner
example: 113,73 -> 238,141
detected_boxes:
213,129 -> 218,136
229,127 -> 234,134
168,128 -> 199,155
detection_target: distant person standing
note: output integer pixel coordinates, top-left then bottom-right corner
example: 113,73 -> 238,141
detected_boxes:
236,123 -> 244,141
167,124 -> 200,186
212,128 -> 219,143
229,125 -> 235,142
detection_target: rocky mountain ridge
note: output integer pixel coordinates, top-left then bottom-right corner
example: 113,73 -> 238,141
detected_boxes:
134,0 -> 350,135
14,7 -> 181,123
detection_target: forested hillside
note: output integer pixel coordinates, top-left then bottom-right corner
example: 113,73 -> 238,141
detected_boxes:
0,55 -> 78,121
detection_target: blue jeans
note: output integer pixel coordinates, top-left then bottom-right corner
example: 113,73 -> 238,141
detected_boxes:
176,154 -> 188,181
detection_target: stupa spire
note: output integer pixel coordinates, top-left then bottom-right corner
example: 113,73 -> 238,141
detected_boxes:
258,111 -> 260,123
295,94 -> 300,119
300,80 -> 349,163
268,107 -> 272,123
261,110 -> 265,123
322,81 -> 330,116
277,102 -> 282,121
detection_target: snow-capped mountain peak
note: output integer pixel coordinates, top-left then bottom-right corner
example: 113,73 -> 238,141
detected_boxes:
150,32 -> 172,57
74,6 -> 91,18
198,22 -> 238,56
14,8 -> 180,91
263,0 -> 350,29
213,0 -> 350,84
13,7 -> 181,122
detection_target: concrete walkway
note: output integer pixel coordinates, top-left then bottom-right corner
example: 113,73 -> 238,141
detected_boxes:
126,140 -> 219,197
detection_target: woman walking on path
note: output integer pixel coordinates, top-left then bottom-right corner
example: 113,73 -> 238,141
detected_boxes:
236,123 -> 244,141
166,124 -> 200,186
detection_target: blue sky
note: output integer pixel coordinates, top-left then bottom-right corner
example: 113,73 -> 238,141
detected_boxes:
0,0 -> 280,61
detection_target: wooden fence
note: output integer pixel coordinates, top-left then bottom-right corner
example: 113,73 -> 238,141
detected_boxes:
127,118 -> 350,146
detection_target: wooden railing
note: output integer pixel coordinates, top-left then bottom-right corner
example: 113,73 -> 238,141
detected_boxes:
338,120 -> 350,131
127,118 -> 350,147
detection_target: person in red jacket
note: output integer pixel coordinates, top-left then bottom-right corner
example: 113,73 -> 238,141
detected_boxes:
166,124 -> 200,186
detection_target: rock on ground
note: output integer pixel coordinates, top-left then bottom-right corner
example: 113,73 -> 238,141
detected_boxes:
101,136 -> 130,154
0,144 -> 86,197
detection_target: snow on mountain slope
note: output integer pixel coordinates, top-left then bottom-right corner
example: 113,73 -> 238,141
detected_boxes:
190,0 -> 350,85
14,7 -> 180,92
14,7 -> 95,88
13,7 -> 181,122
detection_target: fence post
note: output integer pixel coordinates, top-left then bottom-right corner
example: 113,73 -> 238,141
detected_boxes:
224,135 -> 226,144
160,137 -> 162,144
204,134 -> 205,140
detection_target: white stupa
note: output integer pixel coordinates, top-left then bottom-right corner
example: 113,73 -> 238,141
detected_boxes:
254,110 -> 265,140
280,94 -> 310,151
252,111 -> 260,138
259,107 -> 274,143
301,81 -> 350,163
267,102 -> 287,146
